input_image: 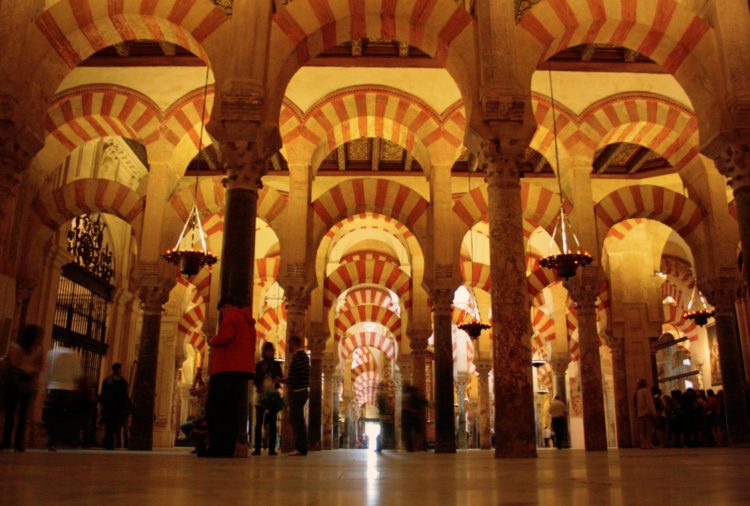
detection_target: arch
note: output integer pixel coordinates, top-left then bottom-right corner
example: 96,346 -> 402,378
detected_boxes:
531,307 -> 556,343
312,178 -> 429,254
324,258 -> 412,309
294,86 -> 462,171
517,0 -> 721,143
595,185 -> 704,240
453,182 -> 559,232
267,0 -> 476,126
341,287 -> 400,314
33,0 -> 225,69
176,277 -> 207,352
45,85 -> 161,155
530,93 -> 582,163
339,331 -> 397,362
31,178 -> 144,235
256,306 -> 287,343
335,305 -> 402,342
460,259 -> 491,293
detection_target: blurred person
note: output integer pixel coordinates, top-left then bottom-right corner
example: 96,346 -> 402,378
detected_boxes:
652,387 -> 666,448
252,342 -> 283,456
99,362 -> 130,450
43,344 -> 81,450
200,296 -> 256,458
667,390 -> 684,447
635,378 -> 656,449
549,396 -> 568,450
285,335 -> 310,456
1,325 -> 45,452
402,382 -> 427,452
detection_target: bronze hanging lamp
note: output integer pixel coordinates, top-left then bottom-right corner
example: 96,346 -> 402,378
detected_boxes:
162,67 -> 217,276
539,64 -> 592,280
458,164 -> 491,340
682,280 -> 714,327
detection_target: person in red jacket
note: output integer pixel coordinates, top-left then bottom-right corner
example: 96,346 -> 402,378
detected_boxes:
200,296 -> 256,458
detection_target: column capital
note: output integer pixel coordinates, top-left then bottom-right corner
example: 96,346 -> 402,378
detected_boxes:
134,261 -> 175,314
321,361 -> 338,377
549,358 -> 569,378
474,359 -> 492,376
478,138 -> 530,184
703,278 -> 741,318
138,282 -> 173,315
712,141 -> 750,191
564,277 -> 599,312
429,287 -> 455,316
307,335 -> 328,358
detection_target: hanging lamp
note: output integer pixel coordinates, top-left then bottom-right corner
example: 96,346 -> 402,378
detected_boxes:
162,66 -> 217,276
682,282 -> 714,327
458,163 -> 491,340
539,63 -> 592,280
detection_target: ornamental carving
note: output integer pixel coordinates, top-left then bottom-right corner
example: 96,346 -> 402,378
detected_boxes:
515,0 -> 543,21
713,142 -> 750,191
67,215 -> 114,284
480,92 -> 526,123
212,0 -> 233,15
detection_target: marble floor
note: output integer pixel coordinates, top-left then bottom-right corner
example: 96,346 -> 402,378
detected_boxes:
1,448 -> 749,505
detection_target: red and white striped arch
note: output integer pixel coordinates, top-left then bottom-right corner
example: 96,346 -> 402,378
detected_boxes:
605,218 -> 646,242
176,277 -> 207,352
453,182 -> 559,233
45,86 -> 161,154
531,93 -> 583,162
339,332 -> 397,362
335,305 -> 402,342
270,0 -> 473,69
341,287 -> 400,314
31,178 -> 145,236
517,0 -> 712,76
256,306 -> 287,344
290,86 -> 461,170
34,0 -> 227,69
580,94 -> 699,169
324,258 -> 412,309
340,251 -> 401,268
531,307 -> 556,343
595,185 -> 704,241
313,178 -> 428,234
161,87 -> 215,150
459,259 -> 491,293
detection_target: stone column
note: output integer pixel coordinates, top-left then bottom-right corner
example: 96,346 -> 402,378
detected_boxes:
130,272 -> 174,451
409,331 -> 429,451
332,373 -> 342,448
549,357 -> 568,404
705,281 -> 750,445
456,372 -> 469,449
322,361 -> 337,450
566,279 -> 608,451
430,288 -> 456,453
307,334 -> 326,451
393,367 -> 403,450
609,333 -> 632,448
475,360 -> 492,450
221,146 -> 269,456
483,146 -> 536,458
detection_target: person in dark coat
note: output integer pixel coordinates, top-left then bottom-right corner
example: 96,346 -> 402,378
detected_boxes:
285,335 -> 310,456
201,296 -> 256,458
252,342 -> 283,456
99,363 -> 130,450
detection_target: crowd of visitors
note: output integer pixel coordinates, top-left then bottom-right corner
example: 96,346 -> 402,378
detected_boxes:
636,377 -> 727,449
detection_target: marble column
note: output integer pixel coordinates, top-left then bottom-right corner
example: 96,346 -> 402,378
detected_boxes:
483,147 -> 536,458
130,277 -> 173,451
609,334 -> 632,448
566,280 -> 608,451
475,360 -> 492,450
549,358 -> 568,404
307,334 -> 326,451
409,331 -> 429,451
431,288 -> 456,453
322,362 -> 336,450
705,281 -> 750,445
456,372 -> 469,450
221,151 -> 268,457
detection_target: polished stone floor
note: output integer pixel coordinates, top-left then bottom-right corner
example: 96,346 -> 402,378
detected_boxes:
1,448 -> 749,505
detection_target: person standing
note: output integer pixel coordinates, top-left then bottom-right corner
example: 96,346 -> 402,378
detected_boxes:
635,378 -> 657,449
548,396 -> 568,450
401,382 -> 427,452
201,296 -> 256,458
99,363 -> 130,450
252,342 -> 283,456
285,335 -> 310,456
1,325 -> 45,452
44,344 -> 81,450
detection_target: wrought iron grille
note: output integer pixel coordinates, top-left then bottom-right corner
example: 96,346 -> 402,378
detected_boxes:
67,215 -> 114,284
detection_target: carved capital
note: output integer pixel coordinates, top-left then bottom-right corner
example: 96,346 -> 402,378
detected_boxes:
284,284 -> 311,314
703,278 -> 740,318
408,329 -> 431,353
138,283 -> 173,315
307,336 -> 328,356
480,90 -> 526,124
474,359 -> 492,377
0,127 -> 42,197
713,142 -> 750,191
479,139 -> 529,186
134,261 -> 175,314
429,287 -> 454,316
549,358 -> 569,378
564,278 -> 598,312
322,361 -> 338,377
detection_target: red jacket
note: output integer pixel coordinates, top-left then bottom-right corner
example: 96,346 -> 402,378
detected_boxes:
208,305 -> 256,377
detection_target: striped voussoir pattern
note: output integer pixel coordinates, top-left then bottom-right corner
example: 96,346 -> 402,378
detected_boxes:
271,0 -> 473,68
341,287 -> 401,315
176,276 -> 207,352
31,178 -> 145,234
595,185 -> 704,240
339,331 -> 397,362
335,305 -> 402,341
452,307 -> 475,326
324,257 -> 412,308
531,306 -> 556,343
256,306 -> 287,343
518,0 -> 712,75
605,218 -> 645,241
35,0 -> 227,68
